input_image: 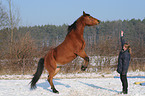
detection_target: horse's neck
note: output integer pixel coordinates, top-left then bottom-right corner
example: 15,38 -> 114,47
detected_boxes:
73,22 -> 85,38
66,18 -> 85,40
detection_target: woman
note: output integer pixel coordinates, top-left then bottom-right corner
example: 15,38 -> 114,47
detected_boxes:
117,31 -> 131,94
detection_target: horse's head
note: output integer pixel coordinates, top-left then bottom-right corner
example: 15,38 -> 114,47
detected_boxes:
82,11 -> 100,26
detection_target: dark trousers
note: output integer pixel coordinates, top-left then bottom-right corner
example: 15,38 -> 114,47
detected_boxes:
120,74 -> 128,93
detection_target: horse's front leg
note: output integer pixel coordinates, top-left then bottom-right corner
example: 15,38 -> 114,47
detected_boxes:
81,57 -> 89,71
76,50 -> 89,71
81,56 -> 89,71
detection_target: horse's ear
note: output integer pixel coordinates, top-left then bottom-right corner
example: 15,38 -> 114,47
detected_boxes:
83,11 -> 86,16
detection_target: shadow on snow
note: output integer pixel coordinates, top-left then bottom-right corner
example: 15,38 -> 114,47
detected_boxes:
36,79 -> 71,92
35,79 -> 120,93
79,81 -> 120,93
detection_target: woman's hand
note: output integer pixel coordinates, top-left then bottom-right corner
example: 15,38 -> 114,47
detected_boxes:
121,31 -> 124,36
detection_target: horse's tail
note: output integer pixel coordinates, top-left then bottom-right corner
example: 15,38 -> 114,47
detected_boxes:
30,58 -> 44,89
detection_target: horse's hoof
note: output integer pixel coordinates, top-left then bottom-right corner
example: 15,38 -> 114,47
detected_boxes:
81,65 -> 87,71
53,89 -> 59,94
54,91 -> 59,94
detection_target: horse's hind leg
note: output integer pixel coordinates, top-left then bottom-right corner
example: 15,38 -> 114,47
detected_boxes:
48,67 -> 60,78
44,51 -> 59,93
45,64 -> 59,93
47,68 -> 60,93
44,50 -> 59,93
48,72 -> 59,93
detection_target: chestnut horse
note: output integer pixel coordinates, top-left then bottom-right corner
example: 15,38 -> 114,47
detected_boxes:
30,11 -> 100,93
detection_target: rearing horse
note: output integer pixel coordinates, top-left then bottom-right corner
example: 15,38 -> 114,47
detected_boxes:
30,11 -> 100,93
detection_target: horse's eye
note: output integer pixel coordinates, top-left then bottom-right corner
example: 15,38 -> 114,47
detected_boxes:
89,17 -> 91,18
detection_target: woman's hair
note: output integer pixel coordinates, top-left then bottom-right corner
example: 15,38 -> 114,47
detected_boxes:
124,43 -> 132,54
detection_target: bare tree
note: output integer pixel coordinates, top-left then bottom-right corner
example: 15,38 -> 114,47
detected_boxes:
8,0 -> 13,55
0,0 -> 20,58
13,32 -> 38,59
0,1 -> 9,29
6,0 -> 20,57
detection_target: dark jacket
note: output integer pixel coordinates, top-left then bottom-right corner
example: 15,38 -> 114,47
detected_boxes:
117,36 -> 130,75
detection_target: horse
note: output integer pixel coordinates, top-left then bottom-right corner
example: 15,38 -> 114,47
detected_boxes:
30,11 -> 100,93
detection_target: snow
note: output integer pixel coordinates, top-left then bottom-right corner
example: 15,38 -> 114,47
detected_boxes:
0,71 -> 145,96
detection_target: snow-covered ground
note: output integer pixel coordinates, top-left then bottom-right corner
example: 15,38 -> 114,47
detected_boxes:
0,71 -> 145,96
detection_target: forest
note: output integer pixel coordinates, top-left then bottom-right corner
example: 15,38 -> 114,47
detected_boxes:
1,19 -> 145,58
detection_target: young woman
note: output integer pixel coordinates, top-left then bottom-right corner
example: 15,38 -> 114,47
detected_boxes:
117,31 -> 131,94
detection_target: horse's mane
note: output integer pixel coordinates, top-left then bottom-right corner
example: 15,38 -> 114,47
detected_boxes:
67,13 -> 90,35
67,21 -> 77,35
